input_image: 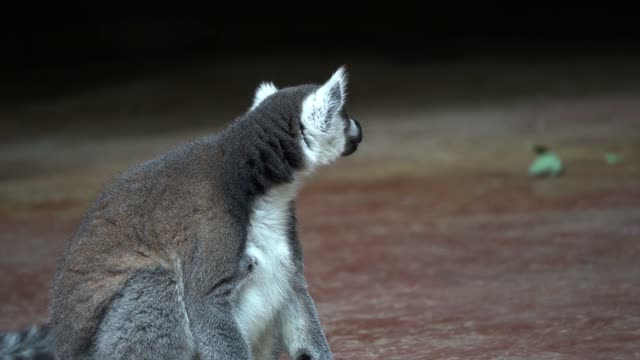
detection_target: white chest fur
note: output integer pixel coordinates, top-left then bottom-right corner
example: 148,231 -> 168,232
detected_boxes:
233,183 -> 298,347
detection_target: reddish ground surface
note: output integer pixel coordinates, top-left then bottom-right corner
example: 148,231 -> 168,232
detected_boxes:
1,60 -> 639,359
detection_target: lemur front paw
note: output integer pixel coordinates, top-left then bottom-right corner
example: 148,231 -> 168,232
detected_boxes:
295,350 -> 333,360
241,254 -> 257,278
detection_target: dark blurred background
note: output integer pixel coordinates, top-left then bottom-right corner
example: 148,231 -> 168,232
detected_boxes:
3,6 -> 639,62
1,6 -> 639,138
2,6 -> 640,359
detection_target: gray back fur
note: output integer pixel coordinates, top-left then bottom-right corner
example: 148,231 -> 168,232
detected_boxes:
49,83 -> 321,359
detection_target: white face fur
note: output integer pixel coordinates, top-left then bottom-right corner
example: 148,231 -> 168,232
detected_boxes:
250,67 -> 361,171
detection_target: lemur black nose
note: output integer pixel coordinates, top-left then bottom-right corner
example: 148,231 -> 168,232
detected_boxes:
349,119 -> 363,144
342,118 -> 362,156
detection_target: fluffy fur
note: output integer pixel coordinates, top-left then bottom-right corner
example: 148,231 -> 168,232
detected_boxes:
251,82 -> 279,110
0,325 -> 54,359
1,67 -> 362,360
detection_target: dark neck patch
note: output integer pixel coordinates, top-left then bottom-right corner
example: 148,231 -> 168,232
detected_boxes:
218,84 -> 317,225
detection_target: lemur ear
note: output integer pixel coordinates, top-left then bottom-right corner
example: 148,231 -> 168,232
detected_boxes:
251,82 -> 278,110
301,67 -> 348,131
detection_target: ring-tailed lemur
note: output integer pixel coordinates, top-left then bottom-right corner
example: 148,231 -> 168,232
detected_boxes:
0,67 -> 362,360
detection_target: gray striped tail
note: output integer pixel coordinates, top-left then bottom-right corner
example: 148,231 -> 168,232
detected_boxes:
0,324 -> 54,360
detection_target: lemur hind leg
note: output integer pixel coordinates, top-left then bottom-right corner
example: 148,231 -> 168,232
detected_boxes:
93,267 -> 197,360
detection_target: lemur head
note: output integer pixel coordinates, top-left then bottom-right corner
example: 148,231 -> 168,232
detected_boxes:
249,67 -> 362,171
